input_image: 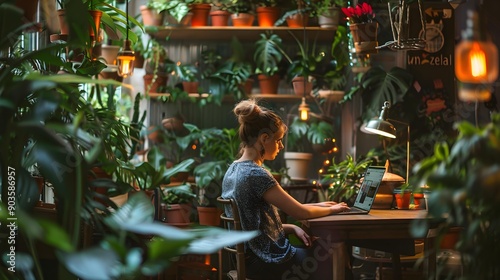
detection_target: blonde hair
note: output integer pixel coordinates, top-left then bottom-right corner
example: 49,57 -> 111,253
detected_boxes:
233,99 -> 286,148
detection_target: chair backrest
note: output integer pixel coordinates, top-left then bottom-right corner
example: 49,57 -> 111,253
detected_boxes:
217,196 -> 247,280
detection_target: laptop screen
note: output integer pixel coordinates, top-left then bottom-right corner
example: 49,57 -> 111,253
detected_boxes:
353,166 -> 386,211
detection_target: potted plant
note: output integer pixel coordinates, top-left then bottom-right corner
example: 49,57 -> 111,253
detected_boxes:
227,0 -> 255,26
160,183 -> 196,226
341,2 -> 378,54
252,0 -> 284,27
285,31 -> 326,97
143,38 -> 169,94
284,114 -> 335,181
411,113 -> 500,279
165,59 -> 200,93
0,4 -> 257,280
194,127 -> 240,226
190,0 -> 212,26
144,0 -> 193,26
315,23 -> 350,102
318,154 -> 373,204
274,0 -> 314,27
208,37 -> 253,104
253,32 -> 290,94
209,0 -> 233,26
312,0 -> 347,29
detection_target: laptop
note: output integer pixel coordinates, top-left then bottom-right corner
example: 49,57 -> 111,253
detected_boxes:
336,166 -> 386,215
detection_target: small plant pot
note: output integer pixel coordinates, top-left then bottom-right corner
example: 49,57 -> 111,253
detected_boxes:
210,10 -> 231,26
393,188 -> 411,209
162,203 -> 192,225
318,7 -> 341,29
140,5 -> 163,26
190,3 -> 211,27
197,206 -> 222,226
182,81 -> 199,93
258,74 -> 280,94
286,12 -> 309,27
231,13 -> 255,27
256,6 -> 281,27
292,76 -> 313,96
100,44 -> 120,65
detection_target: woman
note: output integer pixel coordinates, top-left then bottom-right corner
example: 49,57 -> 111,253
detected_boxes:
221,99 -> 349,279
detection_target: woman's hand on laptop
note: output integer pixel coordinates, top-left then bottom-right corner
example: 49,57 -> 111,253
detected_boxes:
309,201 -> 343,207
329,202 -> 350,214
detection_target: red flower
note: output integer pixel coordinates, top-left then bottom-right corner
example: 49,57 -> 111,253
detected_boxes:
341,3 -> 375,24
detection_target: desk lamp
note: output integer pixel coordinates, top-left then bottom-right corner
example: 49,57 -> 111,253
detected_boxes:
361,101 -> 410,184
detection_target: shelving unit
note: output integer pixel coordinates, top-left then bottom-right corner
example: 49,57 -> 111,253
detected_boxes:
147,92 -> 304,103
145,26 -> 337,42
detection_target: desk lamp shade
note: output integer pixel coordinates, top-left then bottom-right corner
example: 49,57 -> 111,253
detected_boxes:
362,101 -> 396,138
455,10 -> 499,101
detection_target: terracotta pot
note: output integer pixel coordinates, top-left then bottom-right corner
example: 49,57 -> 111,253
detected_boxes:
257,74 -> 280,94
190,3 -> 211,27
162,203 -> 192,225
412,193 -> 425,209
140,5 -> 163,26
286,12 -> 309,27
256,6 -> 280,27
231,13 -> 255,27
349,22 -> 379,54
143,73 -> 169,94
393,188 -> 411,209
210,10 -> 231,26
197,206 -> 222,226
292,76 -> 313,96
100,44 -> 120,65
57,9 -> 102,39
182,81 -> 199,93
134,51 -> 145,69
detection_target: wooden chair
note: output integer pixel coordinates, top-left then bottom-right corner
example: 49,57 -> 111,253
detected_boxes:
217,196 -> 250,280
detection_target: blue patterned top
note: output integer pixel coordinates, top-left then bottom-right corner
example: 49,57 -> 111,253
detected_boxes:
221,160 -> 295,264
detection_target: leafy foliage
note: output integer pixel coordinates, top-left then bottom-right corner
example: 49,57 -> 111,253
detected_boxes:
343,66 -> 414,122
254,32 -> 288,77
318,154 -> 373,203
411,114 -> 500,279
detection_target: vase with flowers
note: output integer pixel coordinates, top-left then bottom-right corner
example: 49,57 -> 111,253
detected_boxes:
341,2 -> 378,54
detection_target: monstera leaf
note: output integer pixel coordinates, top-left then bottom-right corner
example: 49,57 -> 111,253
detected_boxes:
345,66 -> 414,122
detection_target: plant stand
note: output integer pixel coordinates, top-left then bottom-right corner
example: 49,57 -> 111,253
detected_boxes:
349,22 -> 379,54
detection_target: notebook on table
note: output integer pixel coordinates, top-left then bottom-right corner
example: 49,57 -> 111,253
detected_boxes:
336,166 -> 386,215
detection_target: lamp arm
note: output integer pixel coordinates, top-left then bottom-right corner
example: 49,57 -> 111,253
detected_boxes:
387,118 -> 410,184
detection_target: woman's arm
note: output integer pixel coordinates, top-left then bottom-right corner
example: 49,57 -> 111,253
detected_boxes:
263,185 -> 349,220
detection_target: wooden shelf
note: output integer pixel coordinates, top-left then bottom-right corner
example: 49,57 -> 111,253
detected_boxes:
145,26 -> 338,42
147,92 -> 303,102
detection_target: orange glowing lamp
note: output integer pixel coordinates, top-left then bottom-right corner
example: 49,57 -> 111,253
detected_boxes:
298,97 -> 309,121
455,41 -> 498,83
455,10 -> 499,102
117,40 -> 135,78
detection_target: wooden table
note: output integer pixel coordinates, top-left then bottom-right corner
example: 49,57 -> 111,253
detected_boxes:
302,209 -> 437,280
